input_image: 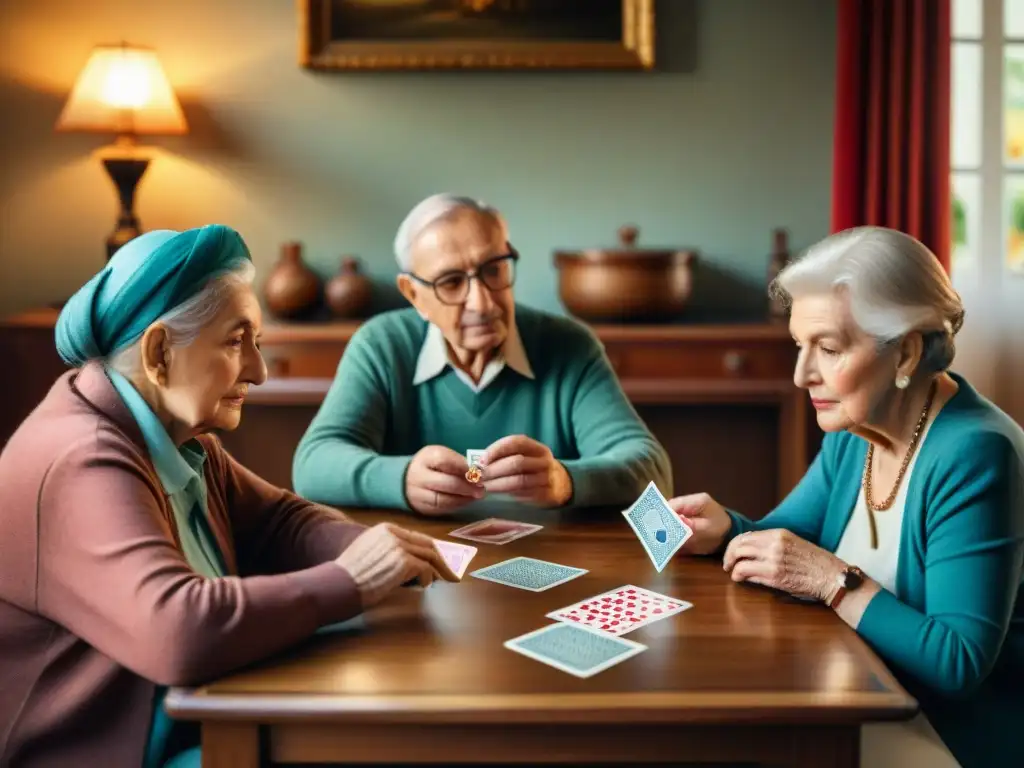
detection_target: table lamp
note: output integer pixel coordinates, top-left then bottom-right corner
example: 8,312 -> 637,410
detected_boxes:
55,43 -> 188,259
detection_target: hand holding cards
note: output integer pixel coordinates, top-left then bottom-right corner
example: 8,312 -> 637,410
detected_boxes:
471,435 -> 573,507
404,445 -> 485,515
336,522 -> 461,608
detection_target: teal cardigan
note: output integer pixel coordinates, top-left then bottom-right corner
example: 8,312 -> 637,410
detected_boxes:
727,374 -> 1024,768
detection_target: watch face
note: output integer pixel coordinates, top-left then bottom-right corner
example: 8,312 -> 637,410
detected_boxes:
844,567 -> 863,589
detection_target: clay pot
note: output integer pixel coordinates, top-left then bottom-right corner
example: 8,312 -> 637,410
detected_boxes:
263,242 -> 321,320
553,225 -> 698,322
325,256 -> 373,318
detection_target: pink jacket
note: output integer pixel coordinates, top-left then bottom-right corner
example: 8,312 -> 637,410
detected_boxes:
0,362 -> 366,767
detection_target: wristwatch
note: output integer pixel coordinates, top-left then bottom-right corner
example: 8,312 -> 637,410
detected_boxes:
829,565 -> 865,609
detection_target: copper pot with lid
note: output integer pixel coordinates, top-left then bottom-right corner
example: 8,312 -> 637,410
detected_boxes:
553,225 -> 697,322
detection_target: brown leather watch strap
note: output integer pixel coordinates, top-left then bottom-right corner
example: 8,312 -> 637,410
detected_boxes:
830,565 -> 865,610
829,585 -> 848,610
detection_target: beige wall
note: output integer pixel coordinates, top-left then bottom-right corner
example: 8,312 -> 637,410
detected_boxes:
0,0 -> 837,320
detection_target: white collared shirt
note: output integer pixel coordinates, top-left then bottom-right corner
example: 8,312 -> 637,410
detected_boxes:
413,321 -> 535,393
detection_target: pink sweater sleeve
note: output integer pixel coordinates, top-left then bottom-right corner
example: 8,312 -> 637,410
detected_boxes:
36,431 -> 364,687
201,434 -> 368,575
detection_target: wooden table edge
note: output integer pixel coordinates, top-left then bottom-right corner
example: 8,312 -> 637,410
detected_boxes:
165,687 -> 918,725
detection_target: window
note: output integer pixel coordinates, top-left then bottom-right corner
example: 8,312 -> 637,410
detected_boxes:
952,0 -> 1024,276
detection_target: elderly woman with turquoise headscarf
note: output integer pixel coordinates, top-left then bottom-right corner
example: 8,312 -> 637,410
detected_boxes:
0,224 -> 458,768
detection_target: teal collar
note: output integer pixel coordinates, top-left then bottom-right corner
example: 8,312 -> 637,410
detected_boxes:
824,371 -> 982,599
104,367 -> 206,495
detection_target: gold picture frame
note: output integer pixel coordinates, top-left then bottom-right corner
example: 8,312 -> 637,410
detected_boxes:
298,0 -> 654,71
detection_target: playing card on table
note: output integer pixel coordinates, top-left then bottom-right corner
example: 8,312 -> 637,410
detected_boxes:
546,584 -> 693,636
504,622 -> 646,678
470,556 -> 587,591
449,518 -> 542,545
432,539 -> 477,579
622,481 -> 692,572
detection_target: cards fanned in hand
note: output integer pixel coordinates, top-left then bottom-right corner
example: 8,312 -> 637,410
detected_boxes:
505,622 -> 647,678
449,518 -> 542,545
622,481 -> 692,572
546,585 -> 693,637
470,556 -> 587,591
432,539 -> 477,579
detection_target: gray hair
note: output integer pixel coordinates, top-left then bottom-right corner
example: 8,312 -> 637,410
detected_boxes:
106,257 -> 257,378
393,193 -> 505,271
771,226 -> 965,373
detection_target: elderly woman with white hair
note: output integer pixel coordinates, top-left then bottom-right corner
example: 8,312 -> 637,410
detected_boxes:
670,226 -> 1024,768
0,225 -> 458,768
293,193 -> 671,515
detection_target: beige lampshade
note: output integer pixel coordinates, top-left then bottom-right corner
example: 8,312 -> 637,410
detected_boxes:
56,44 -> 188,136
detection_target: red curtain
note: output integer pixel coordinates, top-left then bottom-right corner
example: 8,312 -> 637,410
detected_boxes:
831,0 -> 952,272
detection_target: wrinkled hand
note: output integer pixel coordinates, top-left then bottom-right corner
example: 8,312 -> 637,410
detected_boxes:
722,528 -> 844,602
479,434 -> 572,507
667,493 -> 732,555
405,445 -> 485,516
335,522 -> 459,608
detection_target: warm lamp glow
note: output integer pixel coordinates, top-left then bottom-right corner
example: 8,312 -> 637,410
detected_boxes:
55,44 -> 187,136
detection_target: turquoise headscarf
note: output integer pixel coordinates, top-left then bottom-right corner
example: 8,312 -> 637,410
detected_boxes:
55,224 -> 252,367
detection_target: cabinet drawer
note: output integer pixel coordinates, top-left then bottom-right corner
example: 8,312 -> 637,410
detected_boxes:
260,342 -> 349,379
261,339 -> 797,383
603,339 -> 796,381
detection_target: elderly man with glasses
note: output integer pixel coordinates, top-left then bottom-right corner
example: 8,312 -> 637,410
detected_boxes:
292,194 -> 671,516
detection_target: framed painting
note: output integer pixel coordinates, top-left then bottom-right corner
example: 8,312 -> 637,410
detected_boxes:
297,0 -> 655,71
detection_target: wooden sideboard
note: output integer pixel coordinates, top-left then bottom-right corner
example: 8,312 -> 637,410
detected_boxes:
0,309 -> 819,518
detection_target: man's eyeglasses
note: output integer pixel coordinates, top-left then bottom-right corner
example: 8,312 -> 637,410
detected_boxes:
403,248 -> 519,306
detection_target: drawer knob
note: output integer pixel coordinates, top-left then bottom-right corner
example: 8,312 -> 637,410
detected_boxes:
723,350 -> 747,374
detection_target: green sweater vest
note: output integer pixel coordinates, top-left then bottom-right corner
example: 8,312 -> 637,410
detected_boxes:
292,305 -> 671,511
728,373 -> 1024,768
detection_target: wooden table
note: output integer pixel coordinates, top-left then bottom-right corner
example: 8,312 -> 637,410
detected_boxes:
165,508 -> 916,767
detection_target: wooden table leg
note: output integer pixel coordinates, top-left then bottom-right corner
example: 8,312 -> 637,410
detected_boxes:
202,722 -> 260,768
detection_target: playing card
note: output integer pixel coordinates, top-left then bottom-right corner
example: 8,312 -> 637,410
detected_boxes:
432,539 -> 477,579
546,584 -> 693,636
449,518 -> 542,545
466,449 -> 486,466
504,622 -> 646,678
470,556 -> 587,591
622,481 -> 692,572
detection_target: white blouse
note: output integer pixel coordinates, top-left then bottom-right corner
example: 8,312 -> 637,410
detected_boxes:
831,420 -> 962,767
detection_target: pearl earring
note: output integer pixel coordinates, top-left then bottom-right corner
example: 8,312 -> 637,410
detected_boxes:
895,374 -> 910,389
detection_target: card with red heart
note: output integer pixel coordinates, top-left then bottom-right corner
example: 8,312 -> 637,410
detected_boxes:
545,585 -> 692,637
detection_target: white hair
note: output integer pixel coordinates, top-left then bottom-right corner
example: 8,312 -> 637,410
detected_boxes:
393,193 -> 505,271
106,258 -> 257,378
771,226 -> 965,373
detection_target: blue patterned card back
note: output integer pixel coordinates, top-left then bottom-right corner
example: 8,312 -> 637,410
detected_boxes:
470,556 -> 587,591
505,622 -> 646,678
622,481 -> 692,572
